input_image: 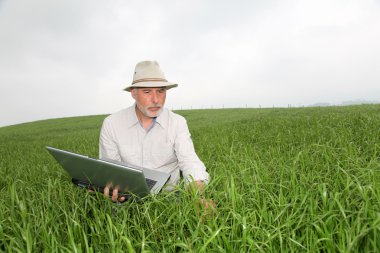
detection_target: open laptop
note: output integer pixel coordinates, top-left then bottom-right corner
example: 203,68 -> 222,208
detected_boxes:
46,146 -> 170,198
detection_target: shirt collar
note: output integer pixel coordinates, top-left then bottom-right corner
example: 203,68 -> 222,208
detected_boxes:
125,104 -> 140,128
155,108 -> 168,129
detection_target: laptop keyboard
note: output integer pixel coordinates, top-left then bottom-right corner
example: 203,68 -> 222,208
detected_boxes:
145,178 -> 157,190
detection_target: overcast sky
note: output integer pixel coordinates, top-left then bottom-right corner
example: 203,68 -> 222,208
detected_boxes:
1,0 -> 379,127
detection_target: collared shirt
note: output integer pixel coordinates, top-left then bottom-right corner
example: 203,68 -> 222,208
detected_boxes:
99,105 -> 209,188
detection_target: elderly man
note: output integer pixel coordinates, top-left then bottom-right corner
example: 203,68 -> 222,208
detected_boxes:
99,61 -> 210,203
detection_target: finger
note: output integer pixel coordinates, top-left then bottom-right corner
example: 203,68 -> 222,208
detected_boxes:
119,196 -> 126,202
207,200 -> 216,210
200,198 -> 216,210
200,198 -> 207,206
111,189 -> 118,202
103,186 -> 110,197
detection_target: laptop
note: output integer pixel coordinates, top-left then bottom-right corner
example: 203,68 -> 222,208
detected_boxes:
46,146 -> 171,198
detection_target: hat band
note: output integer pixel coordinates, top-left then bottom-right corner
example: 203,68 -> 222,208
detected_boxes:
132,78 -> 168,84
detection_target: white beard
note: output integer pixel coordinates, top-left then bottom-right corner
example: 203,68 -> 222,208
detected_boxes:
136,102 -> 163,118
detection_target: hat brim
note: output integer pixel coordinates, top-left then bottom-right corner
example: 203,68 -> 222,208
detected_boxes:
123,82 -> 178,92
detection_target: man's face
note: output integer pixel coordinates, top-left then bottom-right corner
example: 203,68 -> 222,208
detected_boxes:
131,87 -> 167,118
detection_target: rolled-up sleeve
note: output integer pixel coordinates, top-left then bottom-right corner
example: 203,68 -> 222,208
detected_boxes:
174,117 -> 210,184
99,117 -> 121,162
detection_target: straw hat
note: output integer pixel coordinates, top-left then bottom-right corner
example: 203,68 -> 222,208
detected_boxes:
123,61 -> 178,92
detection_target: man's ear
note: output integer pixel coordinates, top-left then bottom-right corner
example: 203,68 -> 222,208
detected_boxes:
131,88 -> 136,99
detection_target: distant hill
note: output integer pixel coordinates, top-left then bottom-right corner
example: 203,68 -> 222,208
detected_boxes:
308,102 -> 331,107
340,100 -> 380,106
309,100 -> 379,107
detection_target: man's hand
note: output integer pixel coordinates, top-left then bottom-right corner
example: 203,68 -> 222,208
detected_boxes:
199,197 -> 216,210
195,197 -> 217,220
189,180 -> 217,217
103,185 -> 126,203
188,180 -> 205,194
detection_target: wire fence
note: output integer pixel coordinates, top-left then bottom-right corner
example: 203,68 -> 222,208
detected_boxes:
170,102 -> 380,111
171,104 -> 306,111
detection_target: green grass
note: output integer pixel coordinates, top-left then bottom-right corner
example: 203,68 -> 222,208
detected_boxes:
0,105 -> 380,252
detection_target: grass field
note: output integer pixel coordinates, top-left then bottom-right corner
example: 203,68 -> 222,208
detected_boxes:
0,105 -> 379,252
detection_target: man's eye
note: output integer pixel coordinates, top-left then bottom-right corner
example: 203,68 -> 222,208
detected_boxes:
143,90 -> 150,94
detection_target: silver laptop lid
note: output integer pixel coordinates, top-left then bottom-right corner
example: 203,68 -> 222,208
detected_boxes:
47,146 -> 150,197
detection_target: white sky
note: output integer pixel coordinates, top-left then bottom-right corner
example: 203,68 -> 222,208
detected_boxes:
1,0 -> 380,127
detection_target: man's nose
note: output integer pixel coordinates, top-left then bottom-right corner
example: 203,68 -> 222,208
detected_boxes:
152,92 -> 159,104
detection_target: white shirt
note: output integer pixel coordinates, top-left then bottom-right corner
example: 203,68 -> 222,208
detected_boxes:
99,105 -> 209,188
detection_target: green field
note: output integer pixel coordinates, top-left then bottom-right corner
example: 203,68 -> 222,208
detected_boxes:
1,105 -> 379,252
